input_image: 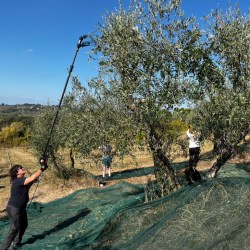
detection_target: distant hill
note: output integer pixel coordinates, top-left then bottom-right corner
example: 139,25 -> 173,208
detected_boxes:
0,104 -> 44,130
0,104 -> 43,116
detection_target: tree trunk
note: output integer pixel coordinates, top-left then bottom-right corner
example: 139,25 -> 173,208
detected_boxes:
207,142 -> 233,178
207,123 -> 250,178
50,151 -> 67,179
148,126 -> 180,196
69,148 -> 75,169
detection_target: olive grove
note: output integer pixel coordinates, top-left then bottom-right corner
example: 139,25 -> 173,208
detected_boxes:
62,0 -> 203,195
31,0 -> 249,194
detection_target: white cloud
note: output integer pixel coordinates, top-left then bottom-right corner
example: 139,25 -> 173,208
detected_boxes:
26,48 -> 34,53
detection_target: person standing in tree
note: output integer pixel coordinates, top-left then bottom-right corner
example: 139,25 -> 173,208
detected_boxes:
99,144 -> 112,178
185,126 -> 202,184
0,159 -> 48,250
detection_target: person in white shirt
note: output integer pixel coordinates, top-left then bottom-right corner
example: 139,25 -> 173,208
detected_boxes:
185,126 -> 201,184
187,127 -> 201,167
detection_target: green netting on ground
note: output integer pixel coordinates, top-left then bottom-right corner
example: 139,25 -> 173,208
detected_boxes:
0,182 -> 144,249
0,162 -> 249,250
107,177 -> 250,250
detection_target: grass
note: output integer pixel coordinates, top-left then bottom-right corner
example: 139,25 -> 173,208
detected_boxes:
0,146 -> 154,216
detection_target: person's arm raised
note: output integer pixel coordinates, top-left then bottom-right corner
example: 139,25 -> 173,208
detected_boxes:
24,157 -> 48,185
24,169 -> 43,185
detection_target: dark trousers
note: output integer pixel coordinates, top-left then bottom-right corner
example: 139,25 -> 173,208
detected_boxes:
0,206 -> 28,250
189,147 -> 200,168
185,147 -> 201,183
185,166 -> 201,183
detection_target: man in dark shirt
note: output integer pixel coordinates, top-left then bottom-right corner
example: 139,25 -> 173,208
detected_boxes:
1,160 -> 48,250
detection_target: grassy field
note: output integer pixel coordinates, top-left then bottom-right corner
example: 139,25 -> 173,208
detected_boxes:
0,146 -> 155,215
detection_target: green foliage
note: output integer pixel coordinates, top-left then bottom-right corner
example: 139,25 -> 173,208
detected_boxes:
0,108 -> 35,147
187,4 -> 250,146
0,115 -> 34,130
29,106 -> 71,178
30,1 -> 249,182
161,119 -> 188,161
183,3 -> 250,177
30,106 -> 58,156
90,0 -> 200,147
0,121 -> 29,146
60,0 -> 204,193
61,77 -> 138,158
209,4 -> 250,89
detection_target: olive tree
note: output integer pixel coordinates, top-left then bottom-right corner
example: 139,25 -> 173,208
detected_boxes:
30,106 -> 73,179
62,0 -> 203,195
187,4 -> 250,177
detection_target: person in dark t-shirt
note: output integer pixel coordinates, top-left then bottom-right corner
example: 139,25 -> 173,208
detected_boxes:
1,161 -> 48,250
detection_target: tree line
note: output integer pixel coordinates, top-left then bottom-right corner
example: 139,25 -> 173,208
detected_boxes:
0,116 -> 34,146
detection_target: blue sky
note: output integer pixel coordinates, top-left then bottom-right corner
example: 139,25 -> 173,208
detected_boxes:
0,0 -> 249,105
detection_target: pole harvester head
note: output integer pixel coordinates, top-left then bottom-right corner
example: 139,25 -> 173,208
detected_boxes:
77,34 -> 91,48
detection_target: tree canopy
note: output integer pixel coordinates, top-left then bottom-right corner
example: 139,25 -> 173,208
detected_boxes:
31,0 -> 250,194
